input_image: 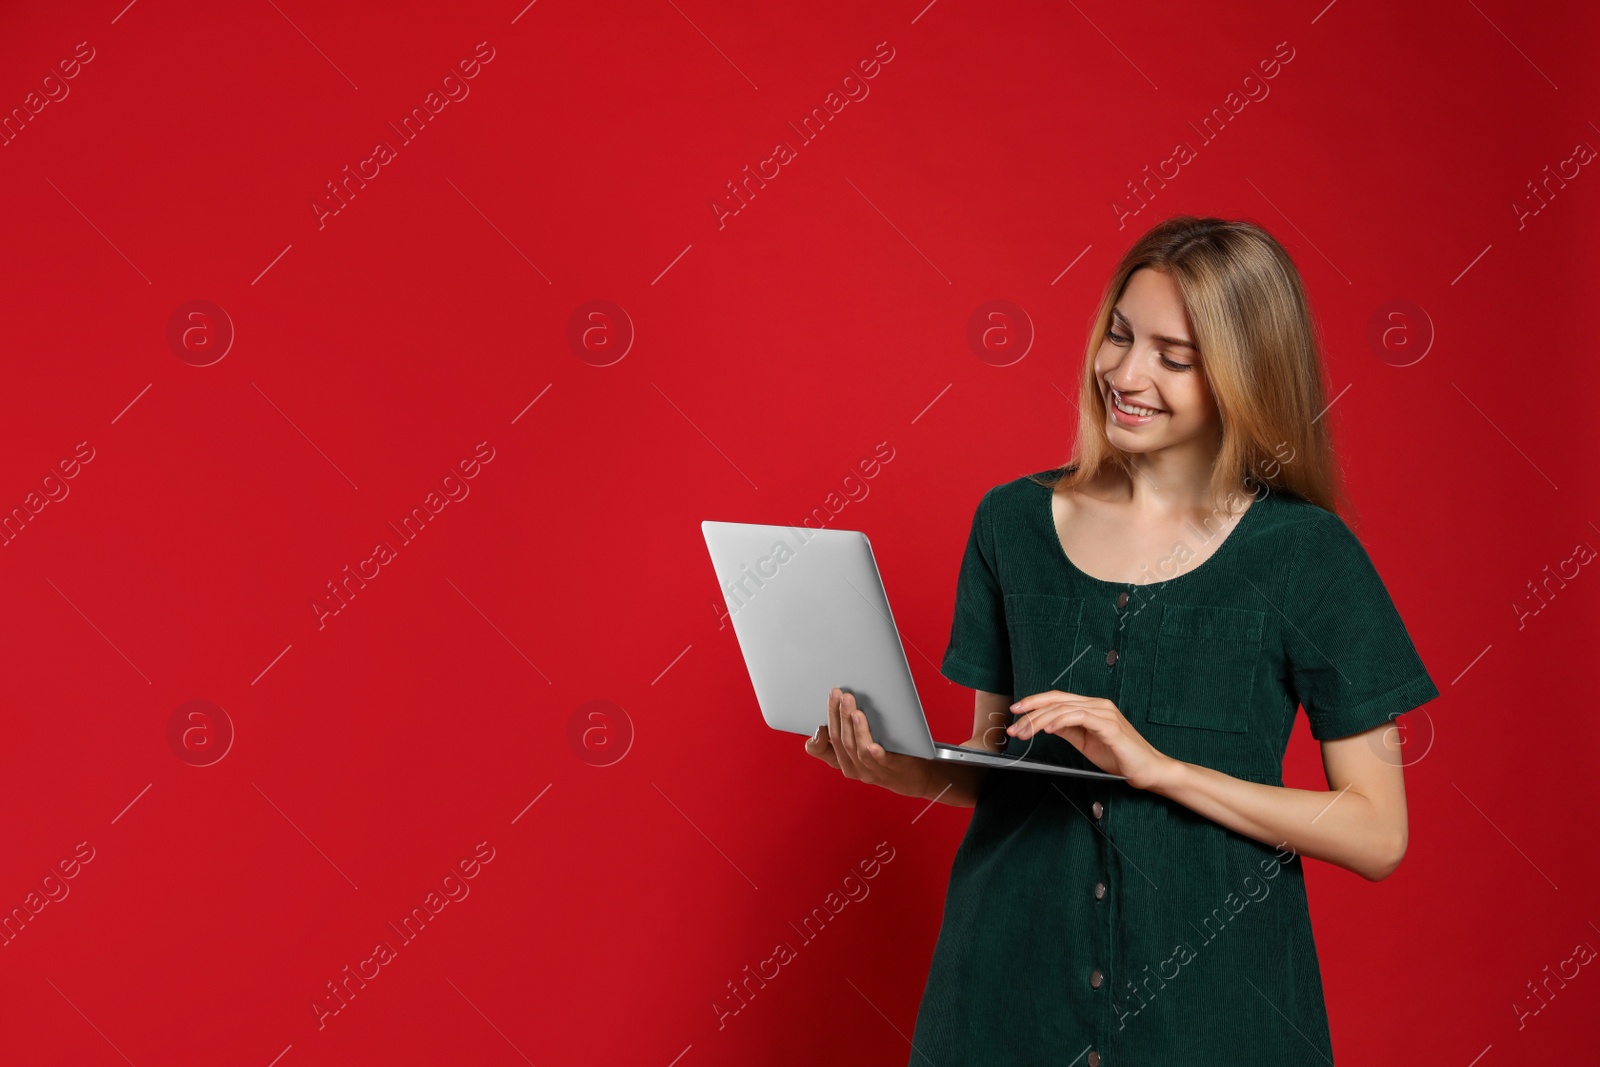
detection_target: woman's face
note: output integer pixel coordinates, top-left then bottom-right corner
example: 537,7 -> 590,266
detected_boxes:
1092,267 -> 1219,454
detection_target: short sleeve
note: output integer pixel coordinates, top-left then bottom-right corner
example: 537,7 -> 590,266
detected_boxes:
1284,512 -> 1440,740
940,486 -> 1013,695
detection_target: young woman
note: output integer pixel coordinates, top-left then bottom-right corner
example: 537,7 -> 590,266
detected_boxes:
804,215 -> 1440,1065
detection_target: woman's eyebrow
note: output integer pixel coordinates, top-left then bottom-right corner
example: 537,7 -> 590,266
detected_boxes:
1111,306 -> 1199,349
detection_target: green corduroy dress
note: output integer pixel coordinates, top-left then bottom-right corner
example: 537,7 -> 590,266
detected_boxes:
908,467 -> 1439,1067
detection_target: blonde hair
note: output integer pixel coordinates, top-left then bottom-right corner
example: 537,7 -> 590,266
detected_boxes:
1032,214 -> 1348,518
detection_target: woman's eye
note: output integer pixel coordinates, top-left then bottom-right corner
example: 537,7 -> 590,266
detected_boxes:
1107,328 -> 1193,369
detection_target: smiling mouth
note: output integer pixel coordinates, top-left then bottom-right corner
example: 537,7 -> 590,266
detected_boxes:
1110,392 -> 1164,417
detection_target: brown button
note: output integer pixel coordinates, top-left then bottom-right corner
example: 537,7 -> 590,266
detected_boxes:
1116,591 -> 1129,609
1090,968 -> 1104,989
1094,881 -> 1107,900
1087,1052 -> 1101,1067
1105,648 -> 1119,666
1092,800 -> 1105,820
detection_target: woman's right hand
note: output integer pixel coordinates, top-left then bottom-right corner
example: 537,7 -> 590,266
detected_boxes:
804,687 -> 935,799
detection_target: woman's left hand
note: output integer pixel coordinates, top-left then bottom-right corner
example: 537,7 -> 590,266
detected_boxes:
1007,692 -> 1178,791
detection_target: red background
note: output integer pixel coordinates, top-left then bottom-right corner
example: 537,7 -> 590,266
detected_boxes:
1,0 -> 1596,1064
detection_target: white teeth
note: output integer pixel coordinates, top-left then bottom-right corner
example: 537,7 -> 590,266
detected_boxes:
1113,394 -> 1161,417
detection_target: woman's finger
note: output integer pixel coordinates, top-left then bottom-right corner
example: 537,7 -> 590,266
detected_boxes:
852,707 -> 883,779
1009,697 -> 1088,737
836,692 -> 864,778
1014,704 -> 1090,739
842,705 -> 871,778
825,689 -> 856,777
1010,691 -> 1069,716
861,719 -> 884,762
805,723 -> 840,769
1011,691 -> 1099,719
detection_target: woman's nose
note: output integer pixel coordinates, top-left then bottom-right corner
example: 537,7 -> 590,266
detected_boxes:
1107,352 -> 1150,392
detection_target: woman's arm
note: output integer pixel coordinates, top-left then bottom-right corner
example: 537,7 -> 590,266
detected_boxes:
1006,692 -> 1410,881
1145,725 -> 1408,881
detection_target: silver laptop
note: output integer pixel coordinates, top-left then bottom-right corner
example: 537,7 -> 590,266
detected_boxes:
701,520 -> 1124,781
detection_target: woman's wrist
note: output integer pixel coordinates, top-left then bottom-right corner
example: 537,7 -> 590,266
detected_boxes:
1142,754 -> 1191,798
913,757 -> 945,801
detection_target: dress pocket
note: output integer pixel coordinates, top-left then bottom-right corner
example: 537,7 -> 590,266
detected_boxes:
1001,593 -> 1087,763
1002,593 -> 1086,698
1147,604 -> 1266,733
